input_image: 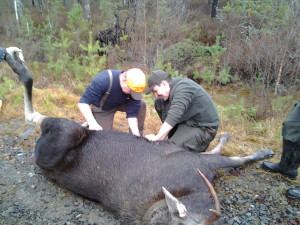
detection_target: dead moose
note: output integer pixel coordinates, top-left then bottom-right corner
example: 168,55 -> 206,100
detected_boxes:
4,53 -> 274,225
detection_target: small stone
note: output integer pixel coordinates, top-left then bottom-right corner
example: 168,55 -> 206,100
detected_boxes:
285,207 -> 295,215
13,202 -> 20,206
74,201 -> 80,206
28,173 -> 35,177
20,129 -> 36,140
75,214 -> 82,219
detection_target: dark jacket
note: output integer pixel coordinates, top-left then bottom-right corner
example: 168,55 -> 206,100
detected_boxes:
164,78 -> 220,128
79,69 -> 141,118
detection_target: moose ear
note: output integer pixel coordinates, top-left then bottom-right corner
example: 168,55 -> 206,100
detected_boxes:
73,126 -> 89,146
162,187 -> 187,218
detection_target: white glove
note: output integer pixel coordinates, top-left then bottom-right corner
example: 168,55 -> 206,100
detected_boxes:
6,47 -> 25,63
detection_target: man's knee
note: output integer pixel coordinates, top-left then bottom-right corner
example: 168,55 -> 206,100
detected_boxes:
170,125 -> 217,152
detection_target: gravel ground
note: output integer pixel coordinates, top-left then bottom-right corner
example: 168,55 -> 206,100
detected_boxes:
0,118 -> 299,225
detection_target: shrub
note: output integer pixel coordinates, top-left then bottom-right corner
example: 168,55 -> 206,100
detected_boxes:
162,37 -> 231,85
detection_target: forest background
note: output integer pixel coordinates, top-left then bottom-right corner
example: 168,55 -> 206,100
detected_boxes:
0,0 -> 300,158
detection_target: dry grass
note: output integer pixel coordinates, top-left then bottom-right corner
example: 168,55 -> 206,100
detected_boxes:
1,87 -> 82,122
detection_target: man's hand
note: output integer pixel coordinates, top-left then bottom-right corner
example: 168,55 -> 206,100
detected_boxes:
145,134 -> 158,141
6,47 -> 25,63
88,122 -> 103,131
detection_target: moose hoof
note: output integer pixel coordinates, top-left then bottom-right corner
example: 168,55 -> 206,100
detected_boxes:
219,133 -> 231,145
253,149 -> 275,160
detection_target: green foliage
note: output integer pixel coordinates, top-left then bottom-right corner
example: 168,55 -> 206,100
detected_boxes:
195,36 -> 228,85
0,77 -> 16,99
98,0 -> 122,28
46,1 -> 67,34
193,69 -> 213,85
153,54 -> 165,71
163,37 -> 231,85
165,62 -> 185,78
120,30 -> 128,42
16,9 -> 54,61
46,29 -> 73,77
63,2 -> 90,56
66,3 -> 90,31
271,95 -> 295,116
157,0 -> 172,33
0,76 -> 23,107
217,97 -> 257,121
73,82 -> 86,96
12,95 -> 23,106
44,3 -> 106,82
43,94 -> 55,110
218,67 -> 232,84
163,39 -> 199,71
221,0 -> 290,30
79,32 -> 107,79
46,29 -> 106,82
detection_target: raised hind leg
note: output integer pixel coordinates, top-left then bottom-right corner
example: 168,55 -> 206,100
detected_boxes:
201,133 -> 231,155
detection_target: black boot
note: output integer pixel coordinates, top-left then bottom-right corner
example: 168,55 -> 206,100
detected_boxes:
261,139 -> 300,180
286,187 -> 300,200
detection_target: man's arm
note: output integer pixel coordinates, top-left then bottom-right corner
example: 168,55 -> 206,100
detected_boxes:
146,121 -> 173,141
78,103 -> 103,130
127,117 -> 140,136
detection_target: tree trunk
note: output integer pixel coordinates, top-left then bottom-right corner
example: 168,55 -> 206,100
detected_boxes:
211,0 -> 218,18
31,0 -> 45,10
84,0 -> 92,22
14,0 -> 24,34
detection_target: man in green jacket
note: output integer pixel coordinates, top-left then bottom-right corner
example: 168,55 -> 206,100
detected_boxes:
145,70 -> 220,153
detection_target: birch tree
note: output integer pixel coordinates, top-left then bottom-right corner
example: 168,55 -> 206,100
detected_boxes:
78,0 -> 92,21
14,0 -> 24,33
84,0 -> 91,22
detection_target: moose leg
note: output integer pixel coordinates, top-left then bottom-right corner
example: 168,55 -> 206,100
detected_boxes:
210,149 -> 276,171
5,54 -> 45,124
227,149 -> 275,167
201,133 -> 231,155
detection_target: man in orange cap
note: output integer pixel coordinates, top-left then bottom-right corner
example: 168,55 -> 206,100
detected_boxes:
78,68 -> 146,136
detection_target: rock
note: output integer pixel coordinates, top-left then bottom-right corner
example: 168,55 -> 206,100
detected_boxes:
20,129 -> 36,140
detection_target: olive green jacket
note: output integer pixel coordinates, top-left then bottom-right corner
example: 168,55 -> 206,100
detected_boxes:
164,78 -> 220,128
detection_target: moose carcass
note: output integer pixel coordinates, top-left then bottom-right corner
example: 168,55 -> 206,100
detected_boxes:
4,53 -> 274,225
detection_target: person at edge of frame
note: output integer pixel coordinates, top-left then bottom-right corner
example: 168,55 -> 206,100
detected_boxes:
261,100 -> 300,200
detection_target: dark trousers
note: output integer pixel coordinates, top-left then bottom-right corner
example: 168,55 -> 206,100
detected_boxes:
169,123 -> 218,152
155,98 -> 217,152
91,100 -> 147,135
280,100 -> 300,169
